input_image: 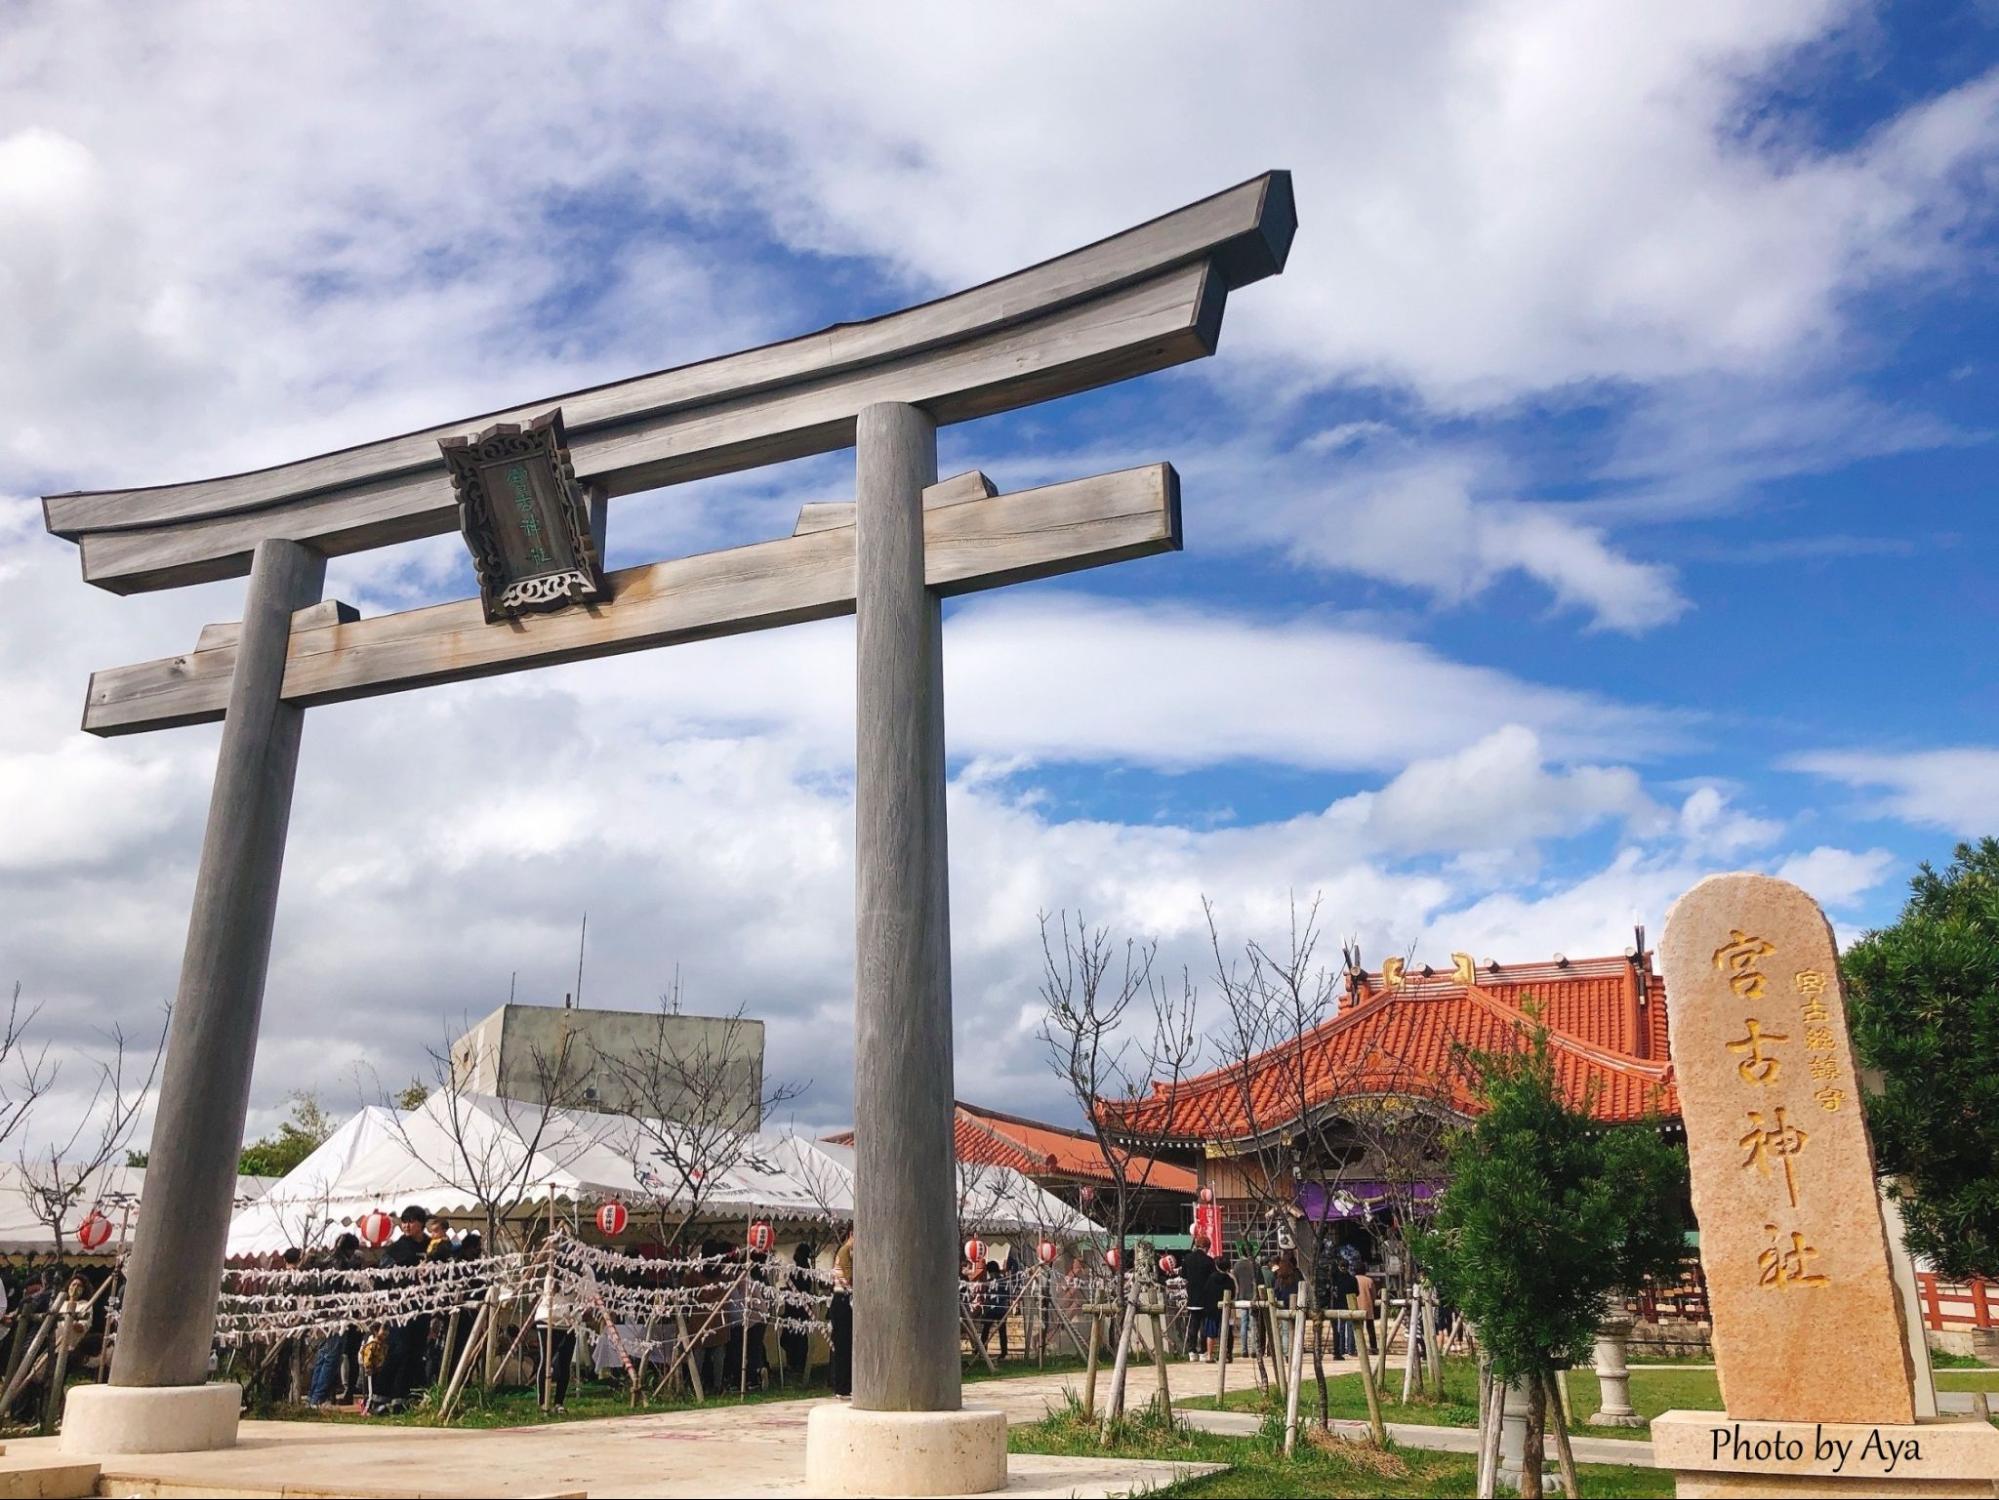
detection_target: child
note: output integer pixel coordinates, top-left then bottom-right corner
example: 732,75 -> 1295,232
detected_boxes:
358,1321 -> 390,1412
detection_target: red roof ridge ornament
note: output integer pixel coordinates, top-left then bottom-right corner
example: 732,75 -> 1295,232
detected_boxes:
442,407 -> 608,623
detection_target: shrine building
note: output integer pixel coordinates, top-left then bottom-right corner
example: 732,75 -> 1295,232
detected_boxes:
1097,939 -> 1682,1264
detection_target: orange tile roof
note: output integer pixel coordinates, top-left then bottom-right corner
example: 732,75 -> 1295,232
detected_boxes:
952,1101 -> 1198,1196
823,1102 -> 1199,1195
1100,953 -> 1678,1143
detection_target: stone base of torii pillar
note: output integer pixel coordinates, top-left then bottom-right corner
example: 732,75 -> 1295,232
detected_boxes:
804,1406 -> 1008,1498
60,1382 -> 241,1455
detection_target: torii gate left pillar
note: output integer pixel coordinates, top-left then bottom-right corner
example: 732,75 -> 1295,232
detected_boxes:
62,539 -> 325,1453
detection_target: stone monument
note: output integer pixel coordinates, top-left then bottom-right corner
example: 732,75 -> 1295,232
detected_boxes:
1654,873 -> 1999,1497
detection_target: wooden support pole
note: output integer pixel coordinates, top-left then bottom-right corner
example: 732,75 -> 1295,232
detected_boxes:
1216,1291 -> 1231,1408
1082,1311 -> 1104,1420
1146,1303 -> 1172,1413
1421,1285 -> 1443,1393
112,537 -> 324,1390
851,402 -> 958,1416
1544,1368 -> 1581,1497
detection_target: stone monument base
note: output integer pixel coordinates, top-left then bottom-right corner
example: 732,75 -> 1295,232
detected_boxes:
59,1381 -> 240,1455
804,1403 -> 1008,1497
1653,1410 -> 1999,1497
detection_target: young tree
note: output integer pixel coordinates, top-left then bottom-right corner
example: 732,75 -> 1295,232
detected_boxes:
1417,1018 -> 1686,1500
16,1008 -> 167,1256
1037,911 -> 1199,1421
0,983 -> 55,1155
1843,838 -> 1999,1279
591,980 -> 803,1250
1037,912 -> 1200,1264
1202,898 -> 1444,1436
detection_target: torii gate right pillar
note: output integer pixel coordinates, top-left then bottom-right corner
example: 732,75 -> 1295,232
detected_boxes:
805,401 -> 1007,1493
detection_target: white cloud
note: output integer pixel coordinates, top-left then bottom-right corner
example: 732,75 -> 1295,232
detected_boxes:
1773,845 -> 1896,907
1236,440 -> 1687,633
1676,784 -> 1785,857
1788,748 -> 1999,836
0,3 -> 1979,1145
1321,726 -> 1665,857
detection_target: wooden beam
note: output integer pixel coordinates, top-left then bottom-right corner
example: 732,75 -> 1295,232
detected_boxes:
82,463 -> 1180,736
194,600 -> 357,652
793,469 -> 995,536
46,171 -> 1292,593
72,262 -> 1221,593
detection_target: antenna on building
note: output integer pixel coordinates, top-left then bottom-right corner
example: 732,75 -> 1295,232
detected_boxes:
509,970 -> 517,1004
572,912 -> 588,1010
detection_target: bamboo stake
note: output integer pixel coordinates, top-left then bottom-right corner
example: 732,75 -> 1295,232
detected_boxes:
1544,1369 -> 1581,1499
960,1305 -> 998,1373
433,1300 -> 491,1426
1,1305 -> 37,1401
1379,1302 -> 1403,1388
1351,1311 -> 1385,1445
1421,1286 -> 1443,1393
1401,1300 -> 1421,1402
1476,1365 -> 1504,1500
41,1296 -> 77,1435
1099,1295 -> 1137,1443
673,1310 -> 704,1402
1282,1307 -> 1306,1456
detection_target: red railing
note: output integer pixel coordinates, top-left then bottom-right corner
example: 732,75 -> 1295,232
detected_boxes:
1916,1274 -> 1995,1331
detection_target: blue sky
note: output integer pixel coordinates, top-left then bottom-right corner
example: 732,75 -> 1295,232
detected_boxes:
0,2 -> 1994,1136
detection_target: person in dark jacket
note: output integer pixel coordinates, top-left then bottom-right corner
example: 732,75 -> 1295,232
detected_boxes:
1326,1256 -> 1360,1359
1179,1236 -> 1216,1359
379,1205 -> 430,1404
779,1243 -> 814,1381
1206,1255 -> 1236,1358
308,1233 -> 364,1407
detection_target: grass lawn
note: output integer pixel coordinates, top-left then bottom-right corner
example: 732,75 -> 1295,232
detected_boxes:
1935,1369 -> 1999,1391
1009,1403 -> 1673,1498
1179,1356 -> 1726,1441
257,1350 -> 1091,1430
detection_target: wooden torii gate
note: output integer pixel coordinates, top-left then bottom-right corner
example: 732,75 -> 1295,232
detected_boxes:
43,171 -> 1294,1475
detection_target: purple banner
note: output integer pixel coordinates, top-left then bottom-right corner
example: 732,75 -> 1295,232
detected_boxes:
1296,1181 -> 1442,1222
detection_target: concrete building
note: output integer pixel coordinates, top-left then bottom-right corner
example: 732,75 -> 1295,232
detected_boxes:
449,1002 -> 767,1127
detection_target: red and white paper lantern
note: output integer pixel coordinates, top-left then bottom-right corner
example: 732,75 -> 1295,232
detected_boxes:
595,1201 -> 629,1236
1105,1246 -> 1122,1272
748,1221 -> 775,1253
963,1237 -> 985,1266
1158,1253 -> 1179,1278
1037,1240 -> 1059,1266
357,1209 -> 395,1247
76,1209 -> 114,1251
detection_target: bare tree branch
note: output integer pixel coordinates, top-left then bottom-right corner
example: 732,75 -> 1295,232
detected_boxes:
16,1004 -> 168,1256
592,977 -> 805,1250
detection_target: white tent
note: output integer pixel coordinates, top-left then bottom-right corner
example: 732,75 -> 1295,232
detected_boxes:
0,1162 -> 279,1257
226,1091 -> 1091,1256
222,1105 -> 403,1257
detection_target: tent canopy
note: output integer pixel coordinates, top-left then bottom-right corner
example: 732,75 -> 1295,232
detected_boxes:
227,1091 -> 1090,1257
0,1161 -> 277,1257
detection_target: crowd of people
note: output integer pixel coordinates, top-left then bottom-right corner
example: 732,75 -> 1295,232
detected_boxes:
1171,1231 -> 1387,1360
